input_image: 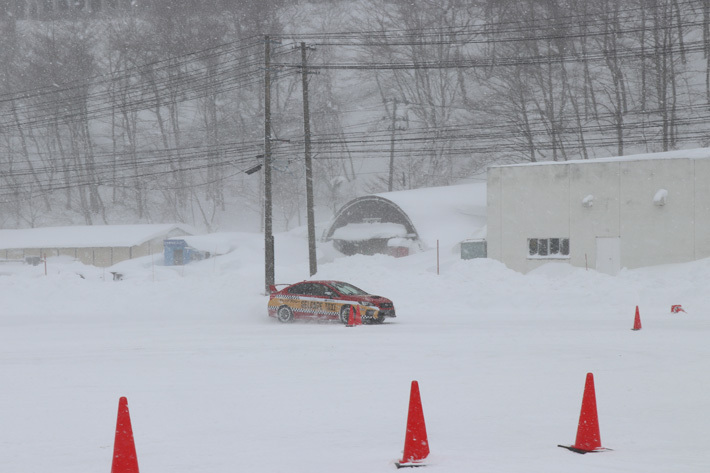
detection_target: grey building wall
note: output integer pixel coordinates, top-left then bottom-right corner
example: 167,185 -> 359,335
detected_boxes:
488,156 -> 709,274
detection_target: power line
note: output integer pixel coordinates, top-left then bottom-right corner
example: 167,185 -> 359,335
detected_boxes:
2,3 -> 710,207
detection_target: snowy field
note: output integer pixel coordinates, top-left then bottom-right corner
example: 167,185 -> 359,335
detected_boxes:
1,229 -> 709,473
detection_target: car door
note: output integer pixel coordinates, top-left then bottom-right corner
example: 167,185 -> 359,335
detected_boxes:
285,283 -> 311,317
304,283 -> 331,319
320,284 -> 343,320
287,283 -> 321,318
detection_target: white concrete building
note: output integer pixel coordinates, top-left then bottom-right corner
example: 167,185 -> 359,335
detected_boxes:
487,148 -> 710,274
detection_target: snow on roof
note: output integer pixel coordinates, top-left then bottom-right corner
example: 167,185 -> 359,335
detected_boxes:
374,182 -> 487,250
493,147 -> 710,168
331,222 -> 408,242
0,224 -> 194,250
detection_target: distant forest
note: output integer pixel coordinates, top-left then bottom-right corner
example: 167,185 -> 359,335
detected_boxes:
1,0 -> 709,230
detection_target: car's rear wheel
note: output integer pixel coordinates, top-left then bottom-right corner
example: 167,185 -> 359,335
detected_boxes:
339,305 -> 352,324
277,305 -> 294,323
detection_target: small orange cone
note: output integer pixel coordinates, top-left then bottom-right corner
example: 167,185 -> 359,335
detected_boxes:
396,381 -> 429,468
558,373 -> 611,454
111,397 -> 140,473
632,306 -> 642,331
671,304 -> 686,313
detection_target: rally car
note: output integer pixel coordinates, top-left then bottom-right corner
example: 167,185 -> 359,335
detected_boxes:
267,280 -> 396,324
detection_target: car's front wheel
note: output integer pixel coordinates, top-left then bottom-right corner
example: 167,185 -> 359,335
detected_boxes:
339,305 -> 352,324
277,305 -> 294,323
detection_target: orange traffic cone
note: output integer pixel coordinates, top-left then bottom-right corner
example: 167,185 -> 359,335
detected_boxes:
111,397 -> 140,473
346,305 -> 355,327
558,373 -> 610,454
354,305 -> 362,326
396,381 -> 429,468
632,306 -> 642,331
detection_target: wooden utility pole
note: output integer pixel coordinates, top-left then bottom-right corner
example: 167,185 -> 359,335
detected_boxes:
264,35 -> 275,292
301,42 -> 317,276
388,98 -> 398,192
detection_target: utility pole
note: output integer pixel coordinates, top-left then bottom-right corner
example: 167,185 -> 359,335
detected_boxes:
388,98 -> 398,192
301,42 -> 317,276
264,35 -> 275,292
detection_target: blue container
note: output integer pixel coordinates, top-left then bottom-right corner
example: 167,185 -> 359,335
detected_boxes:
164,239 -> 188,266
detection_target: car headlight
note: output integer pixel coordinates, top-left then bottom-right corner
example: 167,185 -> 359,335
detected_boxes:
360,302 -> 376,307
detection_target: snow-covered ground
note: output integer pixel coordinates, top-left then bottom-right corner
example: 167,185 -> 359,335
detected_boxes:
1,229 -> 708,473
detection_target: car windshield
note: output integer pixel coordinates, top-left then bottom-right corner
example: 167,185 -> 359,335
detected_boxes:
331,281 -> 368,295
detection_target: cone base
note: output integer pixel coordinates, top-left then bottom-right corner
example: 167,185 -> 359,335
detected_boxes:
558,444 -> 612,454
396,461 -> 427,468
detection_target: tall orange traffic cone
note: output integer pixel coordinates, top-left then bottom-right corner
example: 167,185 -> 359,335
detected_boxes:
354,305 -> 362,326
346,305 -> 355,327
558,373 -> 610,454
396,381 -> 429,468
111,397 -> 140,473
632,306 -> 642,331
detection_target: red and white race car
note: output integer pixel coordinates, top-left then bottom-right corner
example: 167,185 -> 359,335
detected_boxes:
267,280 -> 396,324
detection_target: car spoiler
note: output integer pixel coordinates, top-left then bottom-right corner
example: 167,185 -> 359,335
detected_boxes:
268,284 -> 289,294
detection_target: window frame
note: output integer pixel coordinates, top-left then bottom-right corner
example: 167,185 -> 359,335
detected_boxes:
527,237 -> 570,259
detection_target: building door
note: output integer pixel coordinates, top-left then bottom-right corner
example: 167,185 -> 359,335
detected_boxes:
174,248 -> 184,265
596,237 -> 620,275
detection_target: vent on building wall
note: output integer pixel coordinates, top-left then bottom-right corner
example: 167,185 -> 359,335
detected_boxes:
654,189 -> 668,206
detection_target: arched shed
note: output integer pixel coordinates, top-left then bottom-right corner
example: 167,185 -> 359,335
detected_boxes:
324,183 -> 486,257
323,195 -> 418,256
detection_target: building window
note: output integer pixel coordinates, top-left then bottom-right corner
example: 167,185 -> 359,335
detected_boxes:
538,239 -> 549,256
528,238 -> 538,255
528,238 -> 570,258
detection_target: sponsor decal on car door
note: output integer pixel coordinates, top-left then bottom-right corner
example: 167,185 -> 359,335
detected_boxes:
297,297 -> 343,318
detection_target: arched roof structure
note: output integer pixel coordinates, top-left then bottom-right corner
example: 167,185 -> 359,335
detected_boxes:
324,183 -> 487,256
323,195 -> 419,241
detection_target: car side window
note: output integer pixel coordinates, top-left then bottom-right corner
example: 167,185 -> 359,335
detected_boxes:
302,283 -> 318,295
309,284 -> 327,297
287,283 -> 329,296
288,284 -> 306,295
